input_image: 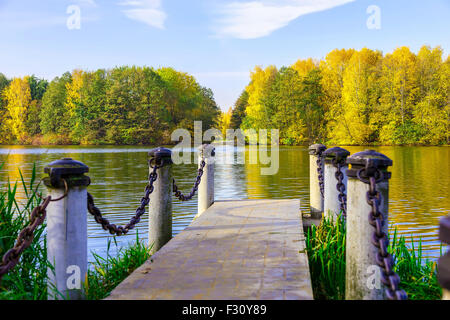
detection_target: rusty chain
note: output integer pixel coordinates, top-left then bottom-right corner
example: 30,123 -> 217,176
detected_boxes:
316,151 -> 324,198
333,160 -> 347,217
173,159 -> 205,201
357,168 -> 407,300
87,163 -> 159,236
0,180 -> 68,281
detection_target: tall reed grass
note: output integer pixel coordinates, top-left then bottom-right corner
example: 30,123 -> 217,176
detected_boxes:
0,164 -> 49,300
305,214 -> 443,300
85,234 -> 152,300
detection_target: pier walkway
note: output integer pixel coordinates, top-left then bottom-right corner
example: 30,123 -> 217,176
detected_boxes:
106,199 -> 313,300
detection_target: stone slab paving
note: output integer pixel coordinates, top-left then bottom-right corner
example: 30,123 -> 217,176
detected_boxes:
106,199 -> 313,300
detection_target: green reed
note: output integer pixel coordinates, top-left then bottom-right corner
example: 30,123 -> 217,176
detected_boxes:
0,164 -> 50,300
0,164 -> 152,300
84,233 -> 152,300
305,215 -> 346,300
305,214 -> 443,300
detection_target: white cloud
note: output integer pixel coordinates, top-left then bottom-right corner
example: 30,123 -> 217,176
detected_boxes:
215,0 -> 355,39
118,0 -> 167,29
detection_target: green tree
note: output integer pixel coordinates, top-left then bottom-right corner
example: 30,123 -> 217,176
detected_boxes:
28,75 -> 48,100
104,66 -> 170,144
40,72 -> 72,141
299,68 -> 325,143
230,90 -> 249,129
265,67 -> 304,144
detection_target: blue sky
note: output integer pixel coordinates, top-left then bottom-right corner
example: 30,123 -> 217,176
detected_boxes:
0,0 -> 449,111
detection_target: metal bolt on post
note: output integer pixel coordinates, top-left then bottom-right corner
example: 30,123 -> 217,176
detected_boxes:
309,144 -> 326,219
323,147 -> 350,221
44,158 -> 90,300
148,147 -> 173,254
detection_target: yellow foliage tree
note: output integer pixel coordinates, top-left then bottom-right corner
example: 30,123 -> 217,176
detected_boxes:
292,58 -> 317,78
329,48 -> 382,144
3,76 -> 31,143
65,69 -> 85,142
320,49 -> 355,144
216,107 -> 232,136
379,47 -> 419,144
243,65 -> 278,130
413,46 -> 448,144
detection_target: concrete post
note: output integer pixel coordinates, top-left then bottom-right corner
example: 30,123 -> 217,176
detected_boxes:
323,147 -> 350,221
345,150 -> 392,300
198,144 -> 215,217
438,216 -> 450,300
148,147 -> 173,254
44,158 -> 90,300
308,144 -> 326,219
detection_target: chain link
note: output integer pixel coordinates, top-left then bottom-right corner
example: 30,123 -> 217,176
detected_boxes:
0,195 -> 52,281
316,151 -> 324,198
333,160 -> 347,217
359,168 -> 407,300
87,164 -> 159,236
173,159 -> 205,201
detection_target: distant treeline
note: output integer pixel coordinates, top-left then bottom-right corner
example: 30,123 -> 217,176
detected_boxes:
0,66 -> 220,145
222,46 -> 449,146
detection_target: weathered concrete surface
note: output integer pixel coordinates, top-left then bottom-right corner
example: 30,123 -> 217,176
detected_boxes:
106,199 -> 313,300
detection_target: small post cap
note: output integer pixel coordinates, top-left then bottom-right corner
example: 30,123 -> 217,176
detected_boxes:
198,144 -> 216,157
346,150 -> 392,181
148,147 -> 172,158
149,147 -> 173,167
346,149 -> 392,168
309,144 -> 326,155
44,158 -> 90,188
323,147 -> 350,164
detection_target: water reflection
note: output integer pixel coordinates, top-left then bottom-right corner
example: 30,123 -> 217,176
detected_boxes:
0,145 -> 448,261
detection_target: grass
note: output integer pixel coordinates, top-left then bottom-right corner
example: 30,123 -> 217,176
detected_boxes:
305,215 -> 346,300
0,164 -> 50,300
84,234 -> 152,300
305,214 -> 443,300
0,164 -> 152,300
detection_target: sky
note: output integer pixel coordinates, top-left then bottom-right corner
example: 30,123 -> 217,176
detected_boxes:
0,0 -> 449,111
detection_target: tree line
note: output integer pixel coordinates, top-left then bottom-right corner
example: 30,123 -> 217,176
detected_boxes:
225,46 -> 449,146
0,66 -> 220,145
1,46 -> 448,146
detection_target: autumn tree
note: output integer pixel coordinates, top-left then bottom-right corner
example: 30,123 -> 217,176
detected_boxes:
412,46 -> 448,144
320,49 -> 355,144
378,47 -> 419,144
0,73 -> 11,143
216,107 -> 232,136
331,48 -> 382,144
3,77 -> 32,143
242,65 -> 278,131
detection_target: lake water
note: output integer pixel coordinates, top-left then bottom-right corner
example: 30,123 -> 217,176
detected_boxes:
0,145 -> 448,261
